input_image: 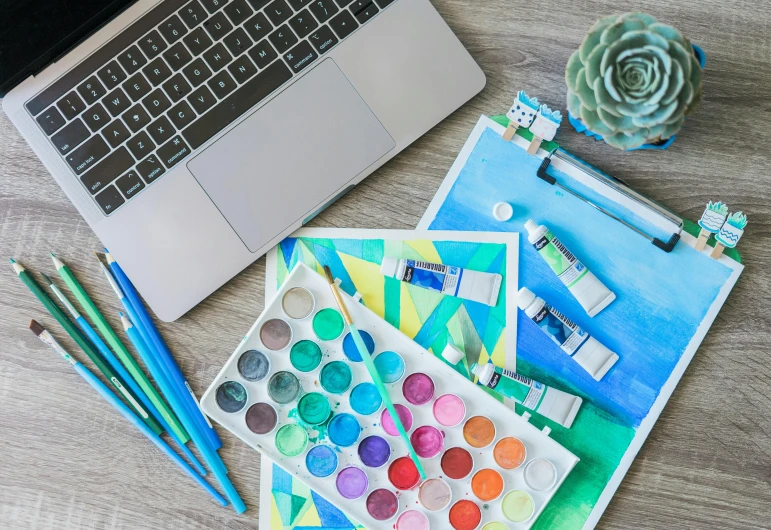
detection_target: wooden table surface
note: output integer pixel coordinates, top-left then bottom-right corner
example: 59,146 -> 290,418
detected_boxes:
1,0 -> 770,528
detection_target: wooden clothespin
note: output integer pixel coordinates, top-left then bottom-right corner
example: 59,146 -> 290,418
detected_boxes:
710,211 -> 746,259
502,91 -> 539,141
527,105 -> 562,155
694,201 -> 728,251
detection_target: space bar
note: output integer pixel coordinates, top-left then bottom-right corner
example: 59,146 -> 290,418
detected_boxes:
183,61 -> 293,150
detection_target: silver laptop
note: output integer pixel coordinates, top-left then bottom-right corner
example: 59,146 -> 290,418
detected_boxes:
1,0 -> 485,321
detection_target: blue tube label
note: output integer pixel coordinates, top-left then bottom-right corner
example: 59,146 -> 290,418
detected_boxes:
402,260 -> 461,296
531,304 -> 589,355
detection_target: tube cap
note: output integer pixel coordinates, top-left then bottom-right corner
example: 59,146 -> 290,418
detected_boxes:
524,219 -> 539,234
441,344 -> 465,365
470,363 -> 482,376
380,257 -> 398,278
517,287 -> 536,310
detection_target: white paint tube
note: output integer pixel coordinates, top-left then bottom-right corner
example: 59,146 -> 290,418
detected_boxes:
380,258 -> 502,306
524,220 -> 615,317
518,287 -> 618,381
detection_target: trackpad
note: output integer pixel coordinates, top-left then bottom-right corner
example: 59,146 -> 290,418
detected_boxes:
187,59 -> 395,252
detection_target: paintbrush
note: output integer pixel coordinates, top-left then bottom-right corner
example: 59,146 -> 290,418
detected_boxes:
322,265 -> 427,479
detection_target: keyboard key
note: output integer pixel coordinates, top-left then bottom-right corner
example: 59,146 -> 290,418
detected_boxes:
201,0 -> 228,13
223,28 -> 253,56
97,61 -> 127,90
51,119 -> 90,155
329,10 -> 357,39
77,76 -> 106,105
247,0 -> 270,9
36,107 -> 66,135
123,73 -> 152,101
335,0 -> 355,6
137,154 -> 166,182
102,120 -> 131,148
164,43 -> 194,71
353,2 -> 377,23
244,13 -> 272,42
183,60 -> 292,149
126,131 -> 156,159
66,135 -> 111,174
309,25 -> 338,54
81,147 -> 134,194
374,0 -> 393,6
116,45 -> 148,75
203,12 -> 233,41
184,31 -> 213,58
348,0 -> 369,13
188,85 -> 217,113
122,104 -> 152,132
143,88 -> 172,117
163,73 -> 193,102
179,1 -> 208,28
208,70 -> 237,98
284,40 -> 317,73
224,0 -> 253,25
159,15 -> 189,43
228,55 -> 258,83
168,101 -> 197,129
56,92 -> 86,120
139,30 -> 169,59
95,185 -> 125,214
248,39 -> 278,68
157,135 -> 192,168
265,0 -> 292,25
116,170 -> 146,198
148,115 -> 176,143
183,58 -> 214,86
83,103 -> 111,131
104,88 -> 132,116
288,0 -> 311,9
289,10 -> 318,38
203,43 -> 233,71
143,58 -> 173,86
309,0 -> 338,23
268,25 -> 298,53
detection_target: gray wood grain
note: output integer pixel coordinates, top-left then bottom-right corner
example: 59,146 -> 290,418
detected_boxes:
1,0 -> 770,528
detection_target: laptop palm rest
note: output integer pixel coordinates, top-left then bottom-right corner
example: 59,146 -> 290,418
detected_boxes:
187,59 -> 395,252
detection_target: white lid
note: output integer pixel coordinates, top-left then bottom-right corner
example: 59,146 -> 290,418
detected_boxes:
524,219 -> 539,234
518,287 -> 536,310
380,257 -> 398,277
492,202 -> 514,221
441,344 -> 465,365
470,363 -> 482,376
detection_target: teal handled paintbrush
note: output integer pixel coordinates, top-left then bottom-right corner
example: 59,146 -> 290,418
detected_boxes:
322,265 -> 427,479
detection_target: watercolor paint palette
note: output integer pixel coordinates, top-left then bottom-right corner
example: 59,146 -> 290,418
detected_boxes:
201,263 -> 578,529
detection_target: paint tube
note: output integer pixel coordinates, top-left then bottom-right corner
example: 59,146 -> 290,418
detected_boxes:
380,257 -> 502,306
471,363 -> 582,428
524,220 -> 615,317
518,287 -> 618,381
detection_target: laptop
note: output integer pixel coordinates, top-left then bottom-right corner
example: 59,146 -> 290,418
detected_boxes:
1,0 -> 485,321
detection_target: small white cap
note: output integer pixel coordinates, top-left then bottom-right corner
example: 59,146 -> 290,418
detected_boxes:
470,363 -> 482,376
517,287 -> 536,310
524,219 -> 539,234
441,343 -> 465,365
380,257 -> 398,277
492,202 -> 514,222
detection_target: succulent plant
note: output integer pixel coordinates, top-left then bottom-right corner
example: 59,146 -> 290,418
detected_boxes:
565,12 -> 703,150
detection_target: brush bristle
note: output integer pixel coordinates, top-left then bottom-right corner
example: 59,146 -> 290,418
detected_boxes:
323,265 -> 334,283
29,319 -> 45,336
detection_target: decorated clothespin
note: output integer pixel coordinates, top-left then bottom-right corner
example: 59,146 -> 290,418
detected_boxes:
527,105 -> 562,155
710,211 -> 747,259
695,201 -> 728,251
502,91 -> 539,141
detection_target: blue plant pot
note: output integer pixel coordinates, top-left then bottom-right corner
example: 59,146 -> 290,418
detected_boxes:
569,44 -> 706,151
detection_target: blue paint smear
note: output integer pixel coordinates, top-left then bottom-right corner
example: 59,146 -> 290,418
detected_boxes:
272,462 -> 293,494
350,382 -> 382,415
342,330 -> 375,362
372,351 -> 406,384
429,127 -> 734,427
280,238 -> 297,270
328,413 -> 362,447
310,489 -> 357,528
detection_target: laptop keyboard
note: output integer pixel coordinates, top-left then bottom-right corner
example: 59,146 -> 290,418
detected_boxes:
27,0 -> 395,216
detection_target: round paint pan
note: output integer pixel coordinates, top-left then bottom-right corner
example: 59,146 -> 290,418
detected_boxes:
373,350 -> 405,383
396,510 -> 429,530
493,437 -> 527,470
471,468 -> 504,502
237,349 -> 271,382
350,382 -> 382,415
380,404 -> 413,436
441,447 -> 474,480
268,371 -> 301,404
312,308 -> 345,341
327,413 -> 361,447
319,361 -> 353,394
306,445 -> 338,478
402,372 -> 435,405
433,394 -> 466,427
358,435 -> 391,468
260,318 -> 293,351
463,416 -> 496,448
366,488 -> 399,521
501,490 -> 535,523
342,329 -> 375,362
275,423 -> 308,457
419,478 -> 452,511
282,286 -> 315,319
524,458 -> 557,491
448,500 -> 482,530
289,340 -> 323,372
244,402 -> 278,435
215,380 -> 247,413
387,456 -> 421,490
297,392 -> 331,426
336,466 -> 368,499
410,425 -> 444,458
481,523 -> 509,530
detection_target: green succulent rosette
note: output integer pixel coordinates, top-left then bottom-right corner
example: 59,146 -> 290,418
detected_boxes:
566,12 -> 703,150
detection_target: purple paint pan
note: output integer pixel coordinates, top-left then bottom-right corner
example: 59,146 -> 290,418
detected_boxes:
402,372 -> 435,405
